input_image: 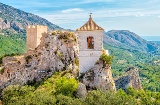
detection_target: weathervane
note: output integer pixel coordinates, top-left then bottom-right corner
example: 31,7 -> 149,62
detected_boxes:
89,13 -> 92,18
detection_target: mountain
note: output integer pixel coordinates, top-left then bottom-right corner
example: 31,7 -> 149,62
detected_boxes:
0,2 -> 63,34
150,41 -> 160,45
103,30 -> 160,54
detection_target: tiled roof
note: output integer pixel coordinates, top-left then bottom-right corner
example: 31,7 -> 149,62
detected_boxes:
76,15 -> 104,31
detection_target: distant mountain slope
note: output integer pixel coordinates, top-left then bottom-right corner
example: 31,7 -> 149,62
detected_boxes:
103,30 -> 160,54
0,2 -> 63,33
150,41 -> 160,45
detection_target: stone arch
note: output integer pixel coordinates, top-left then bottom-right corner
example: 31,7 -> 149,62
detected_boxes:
87,36 -> 94,49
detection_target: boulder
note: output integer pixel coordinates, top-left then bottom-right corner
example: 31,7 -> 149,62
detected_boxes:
76,83 -> 87,98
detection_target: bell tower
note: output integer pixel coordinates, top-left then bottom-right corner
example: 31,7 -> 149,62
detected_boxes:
76,14 -> 104,73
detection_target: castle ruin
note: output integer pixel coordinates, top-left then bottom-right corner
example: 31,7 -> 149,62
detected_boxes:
26,25 -> 47,50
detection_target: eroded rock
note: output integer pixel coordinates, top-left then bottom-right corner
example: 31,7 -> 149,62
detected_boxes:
76,83 -> 87,98
0,33 -> 78,90
115,67 -> 142,91
81,60 -> 116,91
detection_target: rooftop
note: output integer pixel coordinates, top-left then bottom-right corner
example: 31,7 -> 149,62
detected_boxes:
76,14 -> 104,31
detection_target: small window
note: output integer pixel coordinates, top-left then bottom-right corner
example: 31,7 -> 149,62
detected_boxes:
87,36 -> 94,49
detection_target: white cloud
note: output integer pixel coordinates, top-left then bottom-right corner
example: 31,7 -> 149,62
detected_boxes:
61,8 -> 84,13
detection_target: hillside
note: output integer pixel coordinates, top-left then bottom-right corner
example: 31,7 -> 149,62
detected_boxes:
103,30 -> 160,54
2,71 -> 160,105
103,44 -> 160,91
151,41 -> 160,45
0,2 -> 63,60
0,2 -> 63,34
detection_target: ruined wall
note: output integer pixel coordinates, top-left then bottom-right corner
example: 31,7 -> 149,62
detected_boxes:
26,25 -> 47,50
77,31 -> 103,73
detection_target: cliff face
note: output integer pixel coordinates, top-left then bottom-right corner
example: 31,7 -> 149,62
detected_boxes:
0,32 -> 78,90
115,67 -> 142,90
81,61 -> 116,91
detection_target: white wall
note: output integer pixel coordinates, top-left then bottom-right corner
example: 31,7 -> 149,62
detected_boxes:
77,30 -> 103,73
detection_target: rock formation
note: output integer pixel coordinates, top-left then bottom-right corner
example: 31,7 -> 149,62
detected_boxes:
81,60 -> 116,91
0,32 -> 78,90
76,83 -> 87,98
0,18 -> 10,30
115,67 -> 142,91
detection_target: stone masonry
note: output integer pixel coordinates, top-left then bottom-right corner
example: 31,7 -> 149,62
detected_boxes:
26,25 -> 47,50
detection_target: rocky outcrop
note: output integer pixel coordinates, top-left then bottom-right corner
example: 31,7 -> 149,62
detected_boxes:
0,32 -> 78,90
10,21 -> 23,32
0,18 -> 10,29
115,67 -> 142,91
76,83 -> 87,98
81,60 -> 116,91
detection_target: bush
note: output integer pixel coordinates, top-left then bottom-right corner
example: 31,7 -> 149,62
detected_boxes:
2,85 -> 35,105
99,54 -> 113,65
56,94 -> 83,105
55,76 -> 78,97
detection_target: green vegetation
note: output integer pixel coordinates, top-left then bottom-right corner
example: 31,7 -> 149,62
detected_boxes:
55,76 -> 78,96
52,31 -> 77,42
100,54 -> 113,65
1,71 -> 160,105
104,44 -> 160,92
0,34 -> 26,64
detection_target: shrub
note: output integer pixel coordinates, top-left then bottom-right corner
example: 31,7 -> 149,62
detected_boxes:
55,76 -> 78,97
99,54 -> 113,65
2,85 -> 35,105
56,94 -> 83,105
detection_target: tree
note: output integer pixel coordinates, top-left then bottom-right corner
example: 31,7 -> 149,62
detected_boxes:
55,76 -> 78,97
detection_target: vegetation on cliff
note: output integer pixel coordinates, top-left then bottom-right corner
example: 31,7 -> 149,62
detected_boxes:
104,44 -> 160,91
1,71 -> 160,105
0,34 -> 26,64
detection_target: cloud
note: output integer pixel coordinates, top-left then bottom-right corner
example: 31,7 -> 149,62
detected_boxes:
61,8 -> 84,13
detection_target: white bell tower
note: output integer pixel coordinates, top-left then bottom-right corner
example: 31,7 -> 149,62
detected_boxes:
76,14 -> 104,73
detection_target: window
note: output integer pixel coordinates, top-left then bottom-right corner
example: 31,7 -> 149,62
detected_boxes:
87,36 -> 94,49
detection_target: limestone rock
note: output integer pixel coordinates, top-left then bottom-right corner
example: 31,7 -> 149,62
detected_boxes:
0,33 -> 78,90
115,67 -> 142,91
81,61 -> 116,91
76,83 -> 87,98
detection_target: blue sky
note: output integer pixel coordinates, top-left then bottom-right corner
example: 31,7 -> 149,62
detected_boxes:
0,0 -> 160,36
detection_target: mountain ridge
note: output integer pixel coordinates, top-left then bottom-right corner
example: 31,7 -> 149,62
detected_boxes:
0,2 -> 63,34
103,30 -> 160,54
